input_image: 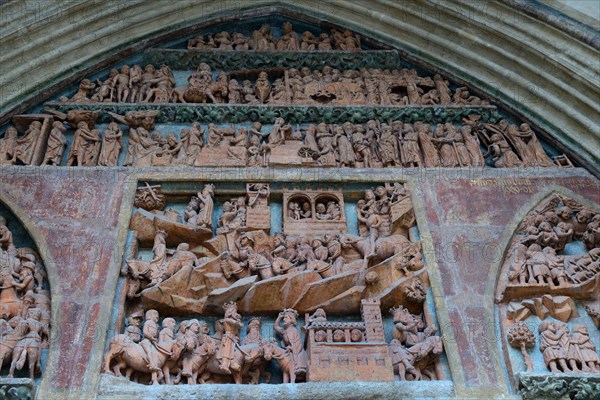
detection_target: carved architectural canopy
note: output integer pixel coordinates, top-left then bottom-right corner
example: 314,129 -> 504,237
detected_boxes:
0,3 -> 598,400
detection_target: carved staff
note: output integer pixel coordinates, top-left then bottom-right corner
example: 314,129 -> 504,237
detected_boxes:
284,69 -> 291,104
452,140 -> 464,167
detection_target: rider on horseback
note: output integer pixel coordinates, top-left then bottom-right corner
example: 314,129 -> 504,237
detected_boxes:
139,309 -> 161,373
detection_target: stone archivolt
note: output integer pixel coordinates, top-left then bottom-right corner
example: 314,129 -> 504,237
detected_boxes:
496,194 -> 600,382
104,182 -> 444,385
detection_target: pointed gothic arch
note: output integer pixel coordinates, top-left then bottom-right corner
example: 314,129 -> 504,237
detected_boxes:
0,193 -> 55,397
493,188 -> 600,395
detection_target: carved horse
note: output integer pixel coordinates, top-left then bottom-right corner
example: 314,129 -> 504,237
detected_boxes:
239,341 -> 271,384
179,338 -> 217,384
0,276 -> 23,319
262,340 -> 298,383
8,330 -> 43,379
409,335 -> 443,380
339,234 -> 412,264
0,327 -> 26,370
103,334 -> 184,385
391,336 -> 443,381
199,341 -> 265,384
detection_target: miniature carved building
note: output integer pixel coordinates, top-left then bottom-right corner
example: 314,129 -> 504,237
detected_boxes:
283,186 -> 346,237
305,299 -> 394,382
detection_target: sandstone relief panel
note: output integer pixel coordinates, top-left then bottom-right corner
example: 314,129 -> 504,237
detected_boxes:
496,194 -> 600,395
102,182 -> 446,385
0,204 -> 51,397
1,114 -> 568,169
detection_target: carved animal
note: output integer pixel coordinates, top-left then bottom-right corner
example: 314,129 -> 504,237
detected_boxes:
103,334 -> 184,385
339,234 -> 412,264
198,341 -> 265,384
179,338 -> 217,384
262,340 -> 298,383
407,336 -> 443,380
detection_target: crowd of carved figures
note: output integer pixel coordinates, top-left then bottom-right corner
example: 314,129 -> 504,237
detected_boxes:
62,62 -> 488,107
107,182 -> 442,384
498,195 -> 600,377
0,114 -> 562,169
187,22 -> 363,51
123,183 -> 421,297
0,216 -> 50,380
506,199 -> 599,289
103,300 -> 442,385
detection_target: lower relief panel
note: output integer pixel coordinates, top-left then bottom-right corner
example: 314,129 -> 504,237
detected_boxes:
101,180 -> 452,396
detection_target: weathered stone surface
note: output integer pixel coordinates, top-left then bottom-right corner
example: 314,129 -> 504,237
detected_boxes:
98,374 -> 455,400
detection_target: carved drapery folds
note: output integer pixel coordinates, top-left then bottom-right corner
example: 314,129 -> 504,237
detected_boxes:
496,194 -> 600,390
0,210 -> 51,395
104,182 -> 444,384
1,115 -> 568,169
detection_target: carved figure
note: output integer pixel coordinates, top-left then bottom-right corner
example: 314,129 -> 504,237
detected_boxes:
66,122 -> 101,166
274,309 -> 308,380
98,122 -> 123,166
539,321 -> 571,373
42,121 -> 67,165
10,121 -> 42,165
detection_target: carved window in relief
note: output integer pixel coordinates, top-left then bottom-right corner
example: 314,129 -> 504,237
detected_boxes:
103,182 -> 448,384
0,203 -> 51,397
496,194 -> 599,386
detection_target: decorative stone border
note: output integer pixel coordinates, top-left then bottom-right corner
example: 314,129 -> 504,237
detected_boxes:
43,102 -> 500,125
518,372 -> 600,400
143,49 -> 405,71
0,378 -> 34,400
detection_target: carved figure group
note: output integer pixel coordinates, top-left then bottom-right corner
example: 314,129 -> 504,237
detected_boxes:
187,22 -> 362,52
12,116 -> 561,170
103,305 -> 307,385
0,216 -> 50,379
499,195 -> 600,380
64,64 -> 177,104
389,306 -> 443,381
475,119 -> 556,168
105,298 -> 444,385
0,121 -> 49,166
538,321 -> 599,373
507,198 -> 600,289
221,231 -> 352,281
65,64 -> 488,107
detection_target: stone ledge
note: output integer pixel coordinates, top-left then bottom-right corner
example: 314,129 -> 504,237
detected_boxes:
98,374 -> 455,400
